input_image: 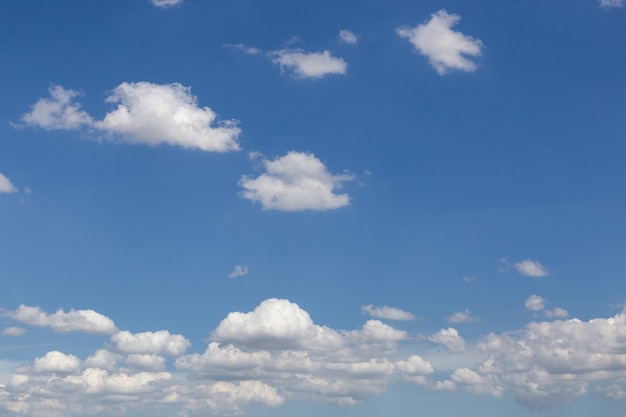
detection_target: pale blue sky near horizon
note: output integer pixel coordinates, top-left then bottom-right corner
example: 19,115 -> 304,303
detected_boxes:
1,0 -> 626,416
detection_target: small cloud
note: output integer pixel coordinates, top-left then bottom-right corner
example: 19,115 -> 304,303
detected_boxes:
362,305 -> 415,321
525,295 -> 545,312
284,36 -> 301,46
446,309 -> 478,324
338,29 -> 358,44
228,265 -> 249,279
428,328 -> 465,353
9,305 -> 117,334
239,151 -> 355,211
544,307 -> 568,319
599,0 -> 624,7
224,43 -> 261,55
514,259 -> 549,277
152,0 -> 183,7
270,49 -> 347,79
462,276 -> 476,282
0,173 -> 18,194
396,9 -> 483,75
1,327 -> 26,337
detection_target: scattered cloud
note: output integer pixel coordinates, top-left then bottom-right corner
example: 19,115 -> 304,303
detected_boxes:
271,49 -> 347,79
152,0 -> 183,7
1,327 -> 26,337
362,305 -> 416,321
396,9 -> 483,75
228,265 -> 249,279
514,259 -> 549,277
599,0 -> 624,7
7,305 -> 117,334
462,276 -> 476,282
446,309 -> 478,324
0,299 -> 434,416
544,307 -> 568,319
224,43 -> 261,55
524,294 -> 545,312
428,328 -> 466,353
338,29 -> 358,44
0,173 -> 17,194
19,83 -> 241,152
239,151 -> 355,211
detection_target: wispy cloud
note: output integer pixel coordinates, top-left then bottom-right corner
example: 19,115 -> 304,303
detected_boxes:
228,265 -> 249,279
338,29 -> 358,44
599,0 -> 624,8
239,151 -> 354,211
19,83 -> 241,152
524,295 -> 568,319
152,0 -> 183,8
396,9 -> 483,75
446,310 -> 478,324
362,305 -> 416,321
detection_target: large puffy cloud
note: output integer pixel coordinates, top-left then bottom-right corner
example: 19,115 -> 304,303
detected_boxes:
0,299 -> 433,416
439,310 -> 626,409
362,304 -> 416,321
239,151 -> 354,211
111,330 -> 191,356
19,83 -> 241,152
0,173 -> 17,194
271,49 -> 347,79
8,305 -> 117,335
396,9 -> 483,75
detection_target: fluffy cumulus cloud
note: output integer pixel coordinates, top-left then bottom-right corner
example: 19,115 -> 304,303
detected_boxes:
338,29 -> 358,44
19,83 -> 241,152
271,49 -> 347,79
599,0 -> 624,7
8,305 -> 117,334
239,151 -> 355,211
446,309 -> 479,323
514,258 -> 549,277
0,173 -> 17,194
152,0 -> 183,7
228,265 -> 249,279
0,299 -> 434,417
428,328 -> 466,353
396,9 -> 483,75
525,295 -> 568,319
362,304 -> 416,321
438,310 -> 626,409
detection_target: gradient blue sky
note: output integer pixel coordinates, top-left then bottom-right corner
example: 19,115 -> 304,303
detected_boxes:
1,0 -> 626,416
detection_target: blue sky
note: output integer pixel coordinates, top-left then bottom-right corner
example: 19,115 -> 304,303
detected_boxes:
1,0 -> 626,415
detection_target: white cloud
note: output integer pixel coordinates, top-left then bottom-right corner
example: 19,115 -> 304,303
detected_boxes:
33,351 -> 81,374
271,49 -> 347,79
446,309 -> 479,323
152,0 -> 183,7
338,29 -> 358,44
525,294 -> 545,311
396,9 -> 483,75
544,307 -> 568,319
239,151 -> 354,211
514,259 -> 549,277
1,327 -> 26,337
599,0 -> 624,7
111,330 -> 191,356
228,265 -> 249,279
0,173 -> 18,194
9,305 -> 117,334
362,304 -> 415,321
428,328 -> 466,353
19,82 -> 241,152
125,354 -> 166,371
462,276 -> 476,282
224,43 -> 262,55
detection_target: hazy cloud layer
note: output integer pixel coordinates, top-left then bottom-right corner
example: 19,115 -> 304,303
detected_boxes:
239,151 -> 354,211
271,49 -> 347,79
19,83 -> 241,152
362,305 -> 416,321
396,9 -> 483,74
0,174 -> 17,194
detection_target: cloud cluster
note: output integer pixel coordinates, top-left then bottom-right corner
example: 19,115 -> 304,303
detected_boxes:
20,83 -> 241,152
362,305 -> 416,321
271,49 -> 347,79
239,151 -> 354,211
396,9 -> 483,75
0,173 -> 17,194
0,299 -> 433,416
